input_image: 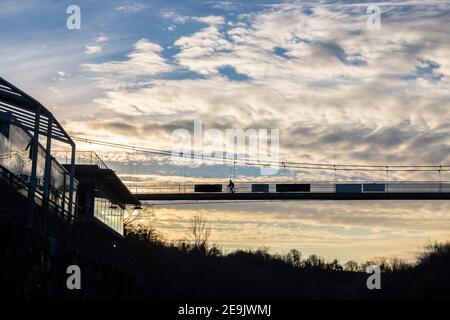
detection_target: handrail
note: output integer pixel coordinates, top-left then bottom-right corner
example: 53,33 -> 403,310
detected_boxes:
54,150 -> 109,170
0,122 -> 73,179
0,164 -> 77,219
126,180 -> 450,194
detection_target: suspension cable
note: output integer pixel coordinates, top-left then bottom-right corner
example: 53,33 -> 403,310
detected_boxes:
71,136 -> 450,173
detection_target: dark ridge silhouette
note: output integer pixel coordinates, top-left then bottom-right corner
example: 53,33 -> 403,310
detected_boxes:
122,226 -> 450,300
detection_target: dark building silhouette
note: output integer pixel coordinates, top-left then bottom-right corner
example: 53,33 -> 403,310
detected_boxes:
0,76 -> 143,298
63,157 -> 140,236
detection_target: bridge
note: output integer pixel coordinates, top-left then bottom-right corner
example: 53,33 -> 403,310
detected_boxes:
129,181 -> 450,201
64,139 -> 450,204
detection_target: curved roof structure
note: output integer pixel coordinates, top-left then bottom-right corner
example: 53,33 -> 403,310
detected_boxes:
0,77 -> 74,145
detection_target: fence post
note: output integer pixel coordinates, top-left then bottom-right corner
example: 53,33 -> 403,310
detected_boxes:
27,105 -> 41,228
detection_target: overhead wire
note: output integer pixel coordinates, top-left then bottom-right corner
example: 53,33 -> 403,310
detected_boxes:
72,136 -> 450,173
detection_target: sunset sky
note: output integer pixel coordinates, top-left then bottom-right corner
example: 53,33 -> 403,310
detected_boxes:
1,0 -> 449,263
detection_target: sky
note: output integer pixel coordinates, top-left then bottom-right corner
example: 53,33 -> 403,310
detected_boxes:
1,0 -> 449,263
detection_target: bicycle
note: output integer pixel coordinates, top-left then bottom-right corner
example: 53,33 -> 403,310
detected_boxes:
224,185 -> 239,193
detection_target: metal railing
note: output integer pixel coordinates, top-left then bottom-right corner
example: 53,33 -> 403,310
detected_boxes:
0,163 -> 77,219
55,150 -> 109,170
126,180 -> 450,194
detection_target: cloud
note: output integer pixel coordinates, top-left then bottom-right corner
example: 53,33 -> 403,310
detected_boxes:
161,10 -> 190,23
209,1 -> 240,11
191,15 -> 225,26
84,35 -> 108,55
52,71 -> 71,81
161,10 -> 225,26
96,35 -> 108,43
116,3 -> 145,13
83,39 -> 173,79
77,1 -> 450,168
85,44 -> 102,55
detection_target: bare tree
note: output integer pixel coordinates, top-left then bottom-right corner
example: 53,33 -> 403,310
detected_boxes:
328,259 -> 343,271
124,205 -> 154,230
344,260 -> 359,272
285,249 -> 302,267
389,257 -> 410,271
373,257 -> 391,272
305,254 -> 324,268
190,215 -> 211,252
360,259 -> 377,272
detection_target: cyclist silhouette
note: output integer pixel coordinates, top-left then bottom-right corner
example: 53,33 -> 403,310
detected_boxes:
226,179 -> 237,193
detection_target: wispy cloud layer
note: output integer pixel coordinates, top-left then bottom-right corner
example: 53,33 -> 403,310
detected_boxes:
70,0 -> 450,167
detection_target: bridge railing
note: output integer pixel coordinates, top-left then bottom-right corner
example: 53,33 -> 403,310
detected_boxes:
126,181 -> 450,194
54,150 -> 109,170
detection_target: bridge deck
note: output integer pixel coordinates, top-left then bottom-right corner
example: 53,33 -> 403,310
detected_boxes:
134,192 -> 450,201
